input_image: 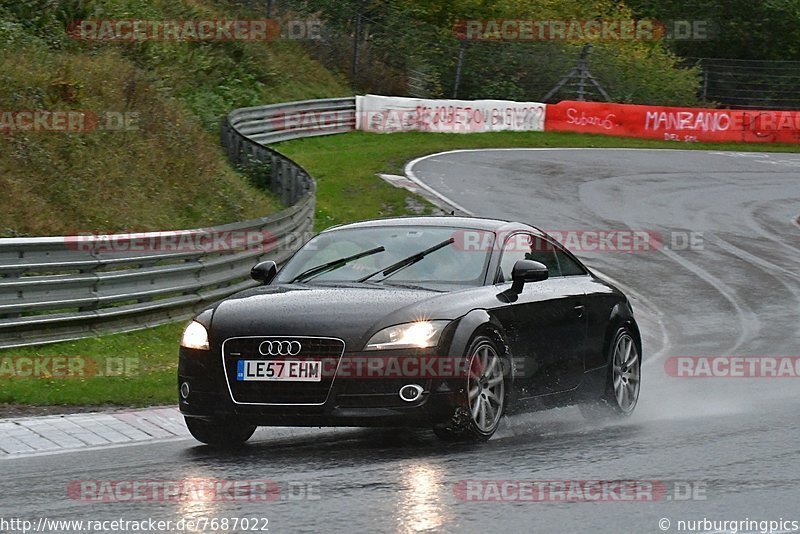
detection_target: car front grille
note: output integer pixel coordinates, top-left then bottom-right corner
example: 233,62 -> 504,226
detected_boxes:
222,336 -> 345,405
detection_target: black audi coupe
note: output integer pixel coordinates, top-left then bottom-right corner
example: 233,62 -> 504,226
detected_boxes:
179,216 -> 642,445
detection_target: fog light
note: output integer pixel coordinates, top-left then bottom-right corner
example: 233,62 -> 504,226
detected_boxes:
399,384 -> 424,402
180,382 -> 191,400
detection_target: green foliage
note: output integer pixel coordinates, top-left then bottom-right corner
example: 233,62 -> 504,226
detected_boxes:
589,43 -> 701,105
287,0 -> 700,104
0,0 -> 349,236
625,0 -> 800,60
0,0 -> 87,49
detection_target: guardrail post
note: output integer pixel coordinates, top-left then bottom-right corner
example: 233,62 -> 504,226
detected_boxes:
287,165 -> 298,205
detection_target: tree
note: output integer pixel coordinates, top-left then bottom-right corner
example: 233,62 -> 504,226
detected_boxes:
624,0 -> 800,60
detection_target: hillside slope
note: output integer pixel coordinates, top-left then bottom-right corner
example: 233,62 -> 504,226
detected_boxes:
0,0 -> 349,236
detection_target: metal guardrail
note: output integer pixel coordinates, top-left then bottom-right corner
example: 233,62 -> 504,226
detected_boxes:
0,97 -> 356,348
228,97 -> 355,146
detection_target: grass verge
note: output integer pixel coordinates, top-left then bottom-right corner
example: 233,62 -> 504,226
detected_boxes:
0,323 -> 182,408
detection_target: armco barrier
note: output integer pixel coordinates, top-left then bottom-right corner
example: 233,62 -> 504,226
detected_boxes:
0,97 -> 356,348
228,97 -> 355,146
546,100 -> 800,144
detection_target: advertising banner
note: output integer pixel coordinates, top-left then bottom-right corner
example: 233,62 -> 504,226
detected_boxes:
356,94 -> 546,134
545,101 -> 800,143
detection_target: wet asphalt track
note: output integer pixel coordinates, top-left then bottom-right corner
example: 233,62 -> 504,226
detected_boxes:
2,149 -> 799,533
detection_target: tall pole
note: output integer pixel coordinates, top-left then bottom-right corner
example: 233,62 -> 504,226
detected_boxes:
453,41 -> 466,98
702,68 -> 709,103
577,43 -> 590,101
351,7 -> 362,85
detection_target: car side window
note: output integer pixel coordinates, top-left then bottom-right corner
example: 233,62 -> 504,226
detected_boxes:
527,236 -> 561,276
554,247 -> 588,276
497,233 -> 560,282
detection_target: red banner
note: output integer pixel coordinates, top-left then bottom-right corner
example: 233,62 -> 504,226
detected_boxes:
546,101 -> 800,144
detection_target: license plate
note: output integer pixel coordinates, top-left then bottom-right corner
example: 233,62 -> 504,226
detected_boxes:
236,360 -> 322,382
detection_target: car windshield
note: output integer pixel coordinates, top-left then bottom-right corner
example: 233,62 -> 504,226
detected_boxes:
275,225 -> 494,287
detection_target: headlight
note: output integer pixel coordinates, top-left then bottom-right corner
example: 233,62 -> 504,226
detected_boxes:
181,321 -> 209,350
365,320 -> 449,351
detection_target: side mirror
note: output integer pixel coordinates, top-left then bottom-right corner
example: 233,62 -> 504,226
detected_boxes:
251,260 -> 277,285
511,259 -> 548,293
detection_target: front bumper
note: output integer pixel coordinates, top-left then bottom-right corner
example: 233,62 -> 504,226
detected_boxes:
178,346 -> 466,427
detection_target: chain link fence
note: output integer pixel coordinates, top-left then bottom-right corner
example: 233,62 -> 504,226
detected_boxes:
689,58 -> 800,110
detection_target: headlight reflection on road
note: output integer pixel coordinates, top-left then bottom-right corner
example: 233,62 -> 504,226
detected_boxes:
395,463 -> 448,533
175,473 -> 222,519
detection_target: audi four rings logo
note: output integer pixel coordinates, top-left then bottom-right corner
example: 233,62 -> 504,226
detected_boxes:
259,340 -> 302,356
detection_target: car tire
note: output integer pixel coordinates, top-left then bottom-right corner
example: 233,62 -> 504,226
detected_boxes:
579,325 -> 641,420
433,333 -> 508,441
185,417 -> 257,447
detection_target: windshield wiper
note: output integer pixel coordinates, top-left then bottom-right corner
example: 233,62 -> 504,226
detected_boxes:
378,281 -> 445,292
290,246 -> 385,283
356,238 -> 454,283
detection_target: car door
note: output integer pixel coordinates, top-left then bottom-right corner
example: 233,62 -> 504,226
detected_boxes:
492,232 -> 587,396
551,243 -> 617,373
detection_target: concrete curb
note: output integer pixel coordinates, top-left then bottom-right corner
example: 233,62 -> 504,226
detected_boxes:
0,406 -> 188,458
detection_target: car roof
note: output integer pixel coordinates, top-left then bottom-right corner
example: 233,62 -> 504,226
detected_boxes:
323,215 -> 545,235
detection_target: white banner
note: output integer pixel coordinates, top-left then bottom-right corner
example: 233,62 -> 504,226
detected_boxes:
355,94 -> 546,133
